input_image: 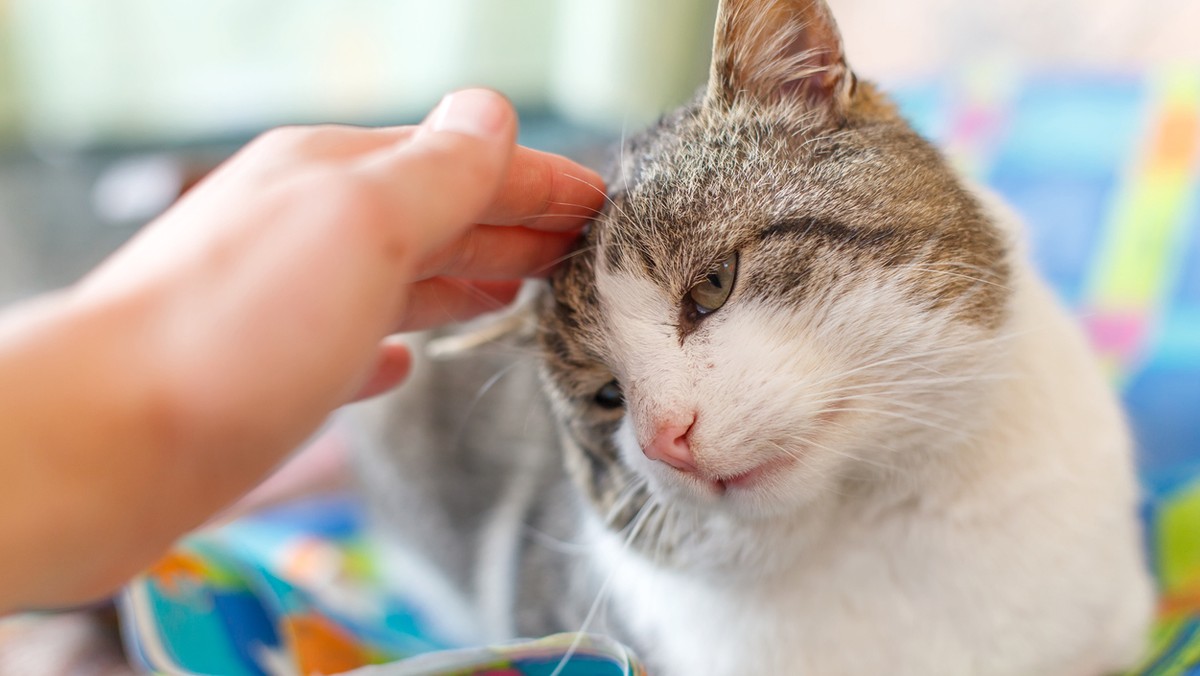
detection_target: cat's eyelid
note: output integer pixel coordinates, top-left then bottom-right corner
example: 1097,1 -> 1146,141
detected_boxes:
679,252 -> 740,333
691,252 -> 739,288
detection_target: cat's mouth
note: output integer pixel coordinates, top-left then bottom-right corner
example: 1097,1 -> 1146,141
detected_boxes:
695,456 -> 798,495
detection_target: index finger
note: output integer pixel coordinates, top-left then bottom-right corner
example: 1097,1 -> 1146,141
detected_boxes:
480,146 -> 607,231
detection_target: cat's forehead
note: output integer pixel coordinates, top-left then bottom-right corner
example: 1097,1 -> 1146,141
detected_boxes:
595,99 -> 968,284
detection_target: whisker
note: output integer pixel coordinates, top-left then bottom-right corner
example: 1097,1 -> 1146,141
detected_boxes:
560,172 -> 636,226
527,237 -> 661,277
549,495 -> 660,676
816,406 -> 965,437
542,199 -> 605,216
449,360 -> 525,447
521,526 -> 591,556
761,439 -> 854,497
798,374 -> 1017,405
905,265 -> 1012,291
774,437 -> 897,474
807,329 -> 1029,385
604,476 -> 650,529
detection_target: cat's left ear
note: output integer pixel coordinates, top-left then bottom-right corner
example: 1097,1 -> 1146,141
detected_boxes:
705,0 -> 855,119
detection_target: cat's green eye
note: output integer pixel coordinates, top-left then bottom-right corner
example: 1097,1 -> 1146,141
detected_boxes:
593,380 -> 624,410
688,254 -> 739,316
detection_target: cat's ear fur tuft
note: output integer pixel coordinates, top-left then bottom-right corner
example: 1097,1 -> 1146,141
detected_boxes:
706,0 -> 855,119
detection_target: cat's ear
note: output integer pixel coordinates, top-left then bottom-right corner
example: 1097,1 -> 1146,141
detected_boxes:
705,0 -> 855,118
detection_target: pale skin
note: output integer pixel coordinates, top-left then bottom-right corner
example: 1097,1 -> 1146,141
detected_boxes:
0,89 -> 606,614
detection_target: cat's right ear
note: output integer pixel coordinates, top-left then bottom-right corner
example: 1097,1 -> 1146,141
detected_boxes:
705,0 -> 854,120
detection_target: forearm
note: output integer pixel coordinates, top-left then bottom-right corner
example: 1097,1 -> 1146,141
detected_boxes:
0,282 -> 309,612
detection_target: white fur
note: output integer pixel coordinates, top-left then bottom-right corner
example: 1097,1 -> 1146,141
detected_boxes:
589,208 -> 1153,674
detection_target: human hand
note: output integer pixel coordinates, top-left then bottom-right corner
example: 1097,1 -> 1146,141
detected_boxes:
0,89 -> 605,610
81,88 -> 604,412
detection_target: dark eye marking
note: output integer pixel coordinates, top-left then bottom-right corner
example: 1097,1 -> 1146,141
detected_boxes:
753,218 -> 902,265
758,217 -> 873,243
759,217 -> 899,249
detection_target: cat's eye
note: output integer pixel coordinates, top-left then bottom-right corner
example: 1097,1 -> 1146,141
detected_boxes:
593,380 -> 624,410
688,253 -> 739,316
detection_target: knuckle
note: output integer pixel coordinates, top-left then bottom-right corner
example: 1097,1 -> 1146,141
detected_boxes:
418,134 -> 500,187
253,125 -> 348,156
328,174 -> 410,257
327,176 -> 389,228
529,153 -> 558,217
252,125 -> 306,151
446,229 -> 481,273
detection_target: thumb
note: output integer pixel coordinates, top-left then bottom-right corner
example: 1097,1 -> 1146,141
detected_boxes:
365,89 -> 518,262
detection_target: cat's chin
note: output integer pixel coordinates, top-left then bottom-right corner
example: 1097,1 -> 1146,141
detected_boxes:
634,455 -> 830,522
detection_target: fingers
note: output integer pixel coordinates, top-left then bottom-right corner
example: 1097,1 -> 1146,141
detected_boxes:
352,276 -> 524,400
479,146 -> 607,231
416,225 -> 579,280
361,89 -> 520,261
394,278 -> 522,333
350,341 -> 412,402
230,90 -> 601,282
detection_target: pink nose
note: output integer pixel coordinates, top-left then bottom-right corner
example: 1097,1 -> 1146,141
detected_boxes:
643,416 -> 697,472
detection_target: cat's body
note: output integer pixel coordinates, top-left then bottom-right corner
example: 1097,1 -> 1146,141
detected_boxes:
354,244 -> 1150,675
353,0 -> 1154,673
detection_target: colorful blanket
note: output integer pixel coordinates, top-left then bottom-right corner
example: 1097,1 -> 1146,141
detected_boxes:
121,70 -> 1200,675
120,495 -> 646,675
120,483 -> 1200,675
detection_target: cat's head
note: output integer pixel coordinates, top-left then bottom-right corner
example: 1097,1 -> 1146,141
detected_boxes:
538,0 -> 1012,540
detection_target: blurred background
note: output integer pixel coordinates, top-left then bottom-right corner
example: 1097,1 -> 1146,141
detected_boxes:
0,0 -> 1198,491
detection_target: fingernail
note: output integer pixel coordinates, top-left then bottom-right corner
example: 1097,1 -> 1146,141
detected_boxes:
424,89 -> 509,139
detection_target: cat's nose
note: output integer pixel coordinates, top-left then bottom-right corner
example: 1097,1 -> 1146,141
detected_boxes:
643,416 -> 697,472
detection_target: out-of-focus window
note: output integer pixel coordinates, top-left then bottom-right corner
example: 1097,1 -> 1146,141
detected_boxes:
0,0 -> 718,148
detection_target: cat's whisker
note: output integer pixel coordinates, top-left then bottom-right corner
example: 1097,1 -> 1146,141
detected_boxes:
856,396 -> 962,423
521,526 -> 592,556
549,495 -> 660,676
653,504 -> 678,565
560,172 -> 640,228
808,328 -> 1030,385
905,265 -> 1012,291
450,360 -> 526,447
603,475 -> 650,529
760,439 -> 858,498
796,379 -> 1003,405
797,390 -> 978,420
542,199 -> 606,216
774,437 -> 898,474
816,405 -> 967,437
607,486 -> 648,531
529,234 -> 667,277
517,212 -> 602,227
531,237 -> 664,276
903,259 -> 1011,283
803,373 -> 1013,396
529,244 -> 602,276
797,374 -> 1017,405
802,387 -> 967,409
438,277 -> 528,319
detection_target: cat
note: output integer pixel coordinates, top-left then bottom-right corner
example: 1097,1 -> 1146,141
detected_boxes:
352,0 -> 1154,673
